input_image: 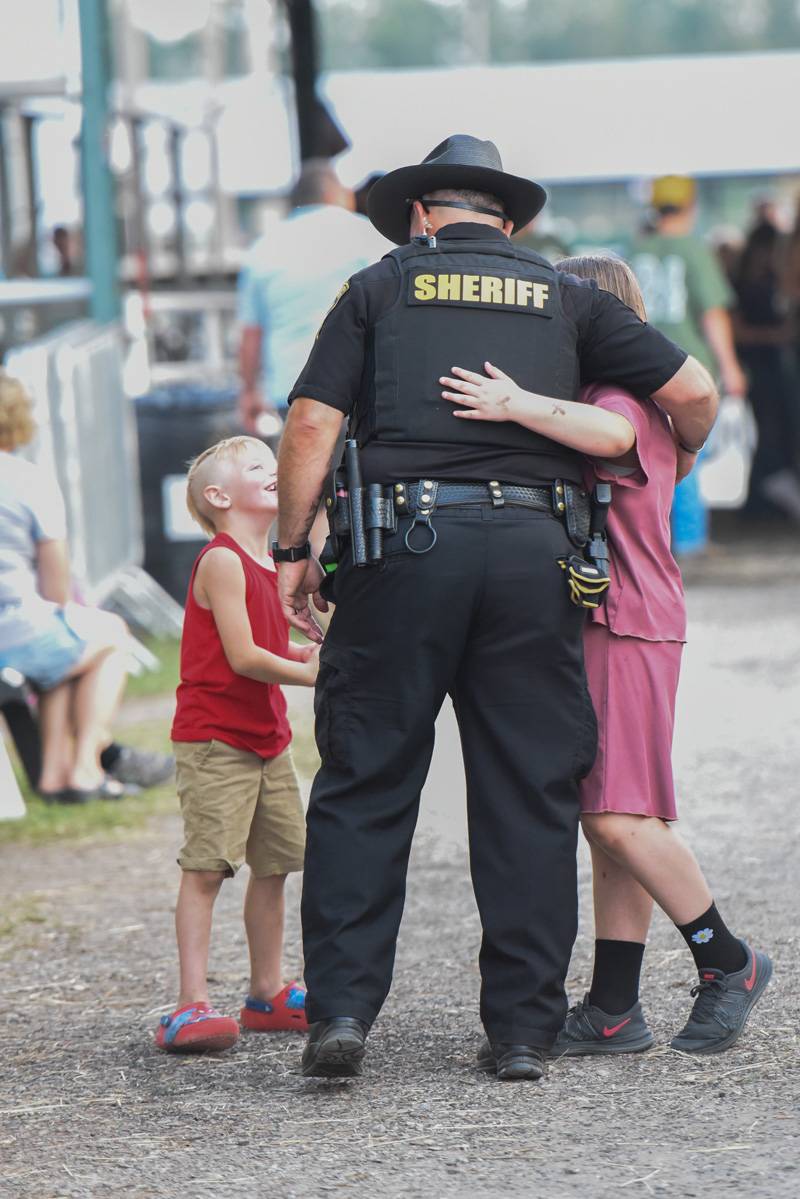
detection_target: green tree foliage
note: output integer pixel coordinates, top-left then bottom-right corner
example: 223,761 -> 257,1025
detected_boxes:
317,0 -> 800,72
319,0 -> 459,69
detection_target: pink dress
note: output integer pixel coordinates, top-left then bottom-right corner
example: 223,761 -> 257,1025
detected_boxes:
579,383 -> 686,821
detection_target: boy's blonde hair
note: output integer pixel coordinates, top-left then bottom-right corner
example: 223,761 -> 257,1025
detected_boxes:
0,372 -> 36,451
555,254 -> 648,322
186,435 -> 267,536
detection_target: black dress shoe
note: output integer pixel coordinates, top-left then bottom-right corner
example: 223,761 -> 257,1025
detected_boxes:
38,787 -> 90,805
477,1037 -> 546,1081
301,1018 -> 369,1078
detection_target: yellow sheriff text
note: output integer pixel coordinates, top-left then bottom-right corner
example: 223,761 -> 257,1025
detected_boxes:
413,273 -> 550,309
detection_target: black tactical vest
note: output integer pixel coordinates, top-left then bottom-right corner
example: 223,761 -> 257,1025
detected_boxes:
365,234 -> 582,473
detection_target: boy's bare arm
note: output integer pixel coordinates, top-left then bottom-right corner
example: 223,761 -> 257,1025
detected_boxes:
285,639 -> 318,663
197,548 -> 318,686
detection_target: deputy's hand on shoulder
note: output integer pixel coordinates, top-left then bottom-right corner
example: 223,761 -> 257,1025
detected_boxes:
439,361 -> 520,422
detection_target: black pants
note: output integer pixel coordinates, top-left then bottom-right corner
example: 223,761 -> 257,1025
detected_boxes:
741,347 -> 798,510
301,505 -> 596,1047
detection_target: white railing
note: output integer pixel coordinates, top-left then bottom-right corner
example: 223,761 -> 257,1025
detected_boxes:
6,319 -> 143,603
124,288 -> 237,389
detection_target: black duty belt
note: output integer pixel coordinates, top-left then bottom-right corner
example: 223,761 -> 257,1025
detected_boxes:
400,480 -> 557,513
328,477 -> 591,555
322,442 -> 607,596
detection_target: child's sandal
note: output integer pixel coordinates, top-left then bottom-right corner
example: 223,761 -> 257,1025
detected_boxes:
155,1002 -> 239,1053
240,982 -> 308,1032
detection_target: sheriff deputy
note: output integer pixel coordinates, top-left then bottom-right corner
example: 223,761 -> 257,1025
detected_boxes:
273,136 -> 718,1082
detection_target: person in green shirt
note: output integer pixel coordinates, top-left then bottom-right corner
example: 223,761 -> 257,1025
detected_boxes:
631,178 -> 745,390
630,176 -> 747,553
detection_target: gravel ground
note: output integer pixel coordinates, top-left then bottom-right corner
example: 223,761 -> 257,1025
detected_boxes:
1,529 -> 798,1199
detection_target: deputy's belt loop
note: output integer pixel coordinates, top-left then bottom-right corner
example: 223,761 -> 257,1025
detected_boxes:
552,478 -> 566,517
487,479 -> 504,509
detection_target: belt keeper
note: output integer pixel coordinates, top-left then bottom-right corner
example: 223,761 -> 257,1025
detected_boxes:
552,479 -> 567,516
487,479 -> 504,509
416,479 -> 439,516
393,481 -> 408,514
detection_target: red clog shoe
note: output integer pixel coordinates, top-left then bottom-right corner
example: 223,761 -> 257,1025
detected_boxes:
240,982 -> 308,1032
155,1002 -> 239,1053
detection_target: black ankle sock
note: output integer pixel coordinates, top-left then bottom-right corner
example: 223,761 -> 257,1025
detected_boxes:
676,902 -> 747,975
588,939 -> 645,1014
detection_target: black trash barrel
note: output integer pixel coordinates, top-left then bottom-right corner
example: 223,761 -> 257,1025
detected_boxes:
135,383 -> 243,603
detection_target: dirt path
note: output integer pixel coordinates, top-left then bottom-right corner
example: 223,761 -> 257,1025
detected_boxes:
1,535 -> 798,1199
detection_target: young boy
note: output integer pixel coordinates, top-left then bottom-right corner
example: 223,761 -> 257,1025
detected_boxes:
156,436 -> 319,1054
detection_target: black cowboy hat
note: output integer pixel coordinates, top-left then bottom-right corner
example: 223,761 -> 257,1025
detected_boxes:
367,134 -> 547,246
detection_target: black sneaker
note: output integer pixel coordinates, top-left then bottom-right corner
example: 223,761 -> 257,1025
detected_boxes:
477,1038 -> 546,1081
670,941 -> 772,1055
549,994 -> 654,1057
301,1018 -> 368,1078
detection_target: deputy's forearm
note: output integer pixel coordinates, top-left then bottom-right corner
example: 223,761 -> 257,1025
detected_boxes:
277,398 -> 343,546
508,390 -> 635,458
652,356 -> 719,448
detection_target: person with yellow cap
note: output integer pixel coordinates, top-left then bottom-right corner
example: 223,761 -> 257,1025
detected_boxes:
631,176 -> 747,555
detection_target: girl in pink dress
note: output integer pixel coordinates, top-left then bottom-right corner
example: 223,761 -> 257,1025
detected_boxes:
440,254 -> 771,1056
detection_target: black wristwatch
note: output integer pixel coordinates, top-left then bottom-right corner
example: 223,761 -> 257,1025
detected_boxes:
271,541 -> 311,563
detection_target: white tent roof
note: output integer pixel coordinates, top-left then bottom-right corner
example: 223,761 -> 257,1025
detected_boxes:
108,50 -> 800,194
324,51 -> 799,186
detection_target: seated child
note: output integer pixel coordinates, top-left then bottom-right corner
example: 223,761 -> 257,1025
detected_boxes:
0,371 -> 134,802
156,436 -> 319,1053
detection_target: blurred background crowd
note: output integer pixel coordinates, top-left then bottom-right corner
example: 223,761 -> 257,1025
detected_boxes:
1,0 -> 799,813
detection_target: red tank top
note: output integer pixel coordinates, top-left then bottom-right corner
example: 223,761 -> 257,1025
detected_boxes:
171,532 -> 291,759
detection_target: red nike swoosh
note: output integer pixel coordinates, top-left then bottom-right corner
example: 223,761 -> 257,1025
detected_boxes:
743,954 -> 757,992
602,1018 -> 632,1038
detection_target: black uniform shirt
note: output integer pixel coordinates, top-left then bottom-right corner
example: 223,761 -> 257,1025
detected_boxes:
289,223 -> 688,486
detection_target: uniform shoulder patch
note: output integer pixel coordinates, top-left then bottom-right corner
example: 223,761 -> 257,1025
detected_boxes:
315,279 -> 351,340
331,278 -> 350,307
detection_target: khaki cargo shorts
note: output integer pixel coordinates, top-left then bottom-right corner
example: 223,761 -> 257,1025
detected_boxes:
174,740 -> 305,877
